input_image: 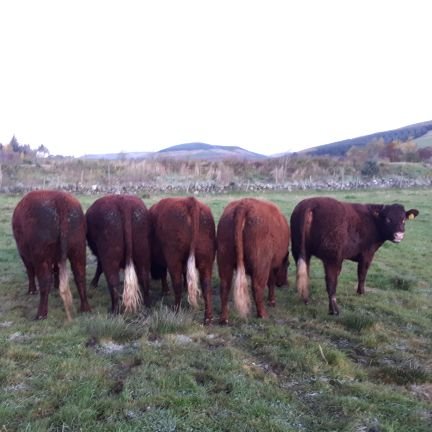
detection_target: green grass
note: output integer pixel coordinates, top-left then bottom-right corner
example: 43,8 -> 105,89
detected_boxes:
1,189 -> 431,431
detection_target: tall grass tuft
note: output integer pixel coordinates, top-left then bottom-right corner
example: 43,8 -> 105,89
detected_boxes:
143,304 -> 194,335
339,311 -> 376,333
391,275 -> 417,291
80,314 -> 146,343
374,361 -> 431,385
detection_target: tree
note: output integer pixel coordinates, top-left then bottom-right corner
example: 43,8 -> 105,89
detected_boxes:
9,135 -> 20,152
36,145 -> 50,157
361,160 -> 380,177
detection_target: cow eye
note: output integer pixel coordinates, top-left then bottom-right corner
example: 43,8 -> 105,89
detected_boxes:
386,217 -> 391,224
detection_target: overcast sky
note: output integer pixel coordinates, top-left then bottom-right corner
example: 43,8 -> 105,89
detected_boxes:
1,1 -> 431,157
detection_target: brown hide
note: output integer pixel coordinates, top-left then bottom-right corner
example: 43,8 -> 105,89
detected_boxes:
86,194 -> 151,313
12,190 -> 91,320
217,198 -> 290,323
149,197 -> 216,324
290,196 -> 419,314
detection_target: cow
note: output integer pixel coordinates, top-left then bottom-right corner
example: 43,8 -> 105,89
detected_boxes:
290,196 -> 419,315
217,198 -> 290,324
149,197 -> 216,324
12,190 -> 92,320
86,194 -> 151,314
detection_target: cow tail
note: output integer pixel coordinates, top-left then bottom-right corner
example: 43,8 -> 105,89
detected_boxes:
233,205 -> 251,318
58,200 -> 73,321
295,208 -> 312,304
122,203 -> 142,313
186,197 -> 200,308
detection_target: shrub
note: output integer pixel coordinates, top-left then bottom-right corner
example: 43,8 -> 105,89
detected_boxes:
361,160 -> 380,177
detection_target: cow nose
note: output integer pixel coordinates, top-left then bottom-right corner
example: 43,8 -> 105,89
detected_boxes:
393,232 -> 404,243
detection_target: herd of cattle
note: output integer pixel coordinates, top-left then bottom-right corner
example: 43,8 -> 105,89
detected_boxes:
11,190 -> 419,323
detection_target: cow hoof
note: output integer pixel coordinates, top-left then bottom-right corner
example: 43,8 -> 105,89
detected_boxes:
28,290 -> 38,295
35,314 -> 47,320
203,318 -> 212,326
268,301 -> 276,308
219,318 -> 229,326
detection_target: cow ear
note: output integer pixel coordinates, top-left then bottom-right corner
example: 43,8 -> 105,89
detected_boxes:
406,209 -> 419,220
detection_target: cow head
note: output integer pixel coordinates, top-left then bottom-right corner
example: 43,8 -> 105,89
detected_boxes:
371,204 -> 419,243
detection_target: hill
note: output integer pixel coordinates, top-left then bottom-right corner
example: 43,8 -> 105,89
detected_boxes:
156,142 -> 266,160
302,120 -> 432,156
82,151 -> 152,160
79,122 -> 432,161
81,143 -> 265,161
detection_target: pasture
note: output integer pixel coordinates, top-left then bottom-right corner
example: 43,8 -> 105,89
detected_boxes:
0,189 -> 431,431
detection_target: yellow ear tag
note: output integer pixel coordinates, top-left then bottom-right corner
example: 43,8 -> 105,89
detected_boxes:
408,214 -> 415,220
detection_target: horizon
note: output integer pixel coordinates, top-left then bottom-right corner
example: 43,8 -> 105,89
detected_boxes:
3,118 -> 431,158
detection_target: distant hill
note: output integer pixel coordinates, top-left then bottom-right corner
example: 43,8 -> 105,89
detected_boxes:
413,129 -> 432,149
82,151 -> 152,160
302,120 -> 432,156
156,142 -> 266,160
81,142 -> 266,161
80,121 -> 432,161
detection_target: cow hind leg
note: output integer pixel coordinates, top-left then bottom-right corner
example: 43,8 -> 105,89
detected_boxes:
69,254 -> 91,314
23,258 -> 37,295
161,271 -> 170,296
53,264 -> 60,290
324,261 -> 342,315
252,273 -> 269,319
168,262 -> 184,313
137,266 -> 151,308
199,268 -> 213,326
219,267 -> 233,325
35,262 -> 53,320
267,271 -> 276,307
90,260 -> 103,289
103,267 -> 122,314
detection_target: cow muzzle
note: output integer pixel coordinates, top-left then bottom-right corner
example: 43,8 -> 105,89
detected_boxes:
393,232 -> 404,243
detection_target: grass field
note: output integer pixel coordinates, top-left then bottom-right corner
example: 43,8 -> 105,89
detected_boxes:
0,189 -> 431,431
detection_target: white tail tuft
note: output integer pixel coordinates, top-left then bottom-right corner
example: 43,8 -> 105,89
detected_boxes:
233,265 -> 250,318
123,261 -> 142,313
58,262 -> 73,321
186,253 -> 200,308
296,258 -> 309,303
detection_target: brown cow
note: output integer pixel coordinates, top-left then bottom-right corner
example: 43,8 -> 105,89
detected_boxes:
217,198 -> 290,324
149,197 -> 216,324
12,190 -> 91,320
86,194 -> 151,313
290,197 -> 419,315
